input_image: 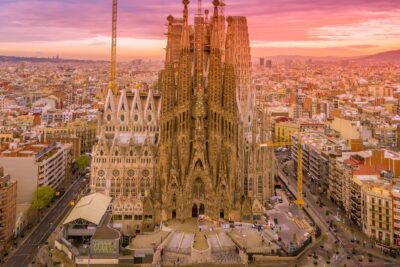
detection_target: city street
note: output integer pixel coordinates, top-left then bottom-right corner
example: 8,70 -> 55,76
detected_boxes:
275,163 -> 354,266
275,155 -> 400,267
3,175 -> 86,267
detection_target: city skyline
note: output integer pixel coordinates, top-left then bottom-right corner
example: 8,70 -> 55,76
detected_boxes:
1,0 -> 400,60
3,0 -> 400,265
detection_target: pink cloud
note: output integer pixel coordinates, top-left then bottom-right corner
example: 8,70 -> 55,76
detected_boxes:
0,0 -> 399,58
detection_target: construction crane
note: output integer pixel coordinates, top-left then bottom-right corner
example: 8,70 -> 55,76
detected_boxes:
109,0 -> 118,95
260,131 -> 304,209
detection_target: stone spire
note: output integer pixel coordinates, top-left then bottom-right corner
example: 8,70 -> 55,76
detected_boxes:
165,15 -> 174,64
162,15 -> 176,115
194,0 -> 204,91
178,0 -> 192,105
208,0 -> 222,107
223,16 -> 236,115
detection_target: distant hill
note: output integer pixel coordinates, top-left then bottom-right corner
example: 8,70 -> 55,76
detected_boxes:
357,49 -> 400,63
0,55 -> 106,64
258,49 -> 400,64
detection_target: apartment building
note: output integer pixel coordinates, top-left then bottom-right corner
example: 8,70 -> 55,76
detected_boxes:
392,183 -> 400,246
330,116 -> 368,146
48,135 -> 81,160
292,132 -> 345,193
328,151 -> 342,205
351,172 -> 379,227
372,125 -> 397,148
36,119 -> 97,153
41,109 -> 63,125
361,182 -> 393,245
274,120 -> 324,142
0,141 -> 70,203
0,168 -> 17,250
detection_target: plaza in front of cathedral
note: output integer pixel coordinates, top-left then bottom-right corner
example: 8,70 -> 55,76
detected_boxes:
56,184 -> 315,266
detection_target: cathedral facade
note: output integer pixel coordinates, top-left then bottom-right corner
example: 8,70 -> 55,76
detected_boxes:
90,0 -> 274,233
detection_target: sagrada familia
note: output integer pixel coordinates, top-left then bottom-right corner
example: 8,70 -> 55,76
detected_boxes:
90,0 -> 274,234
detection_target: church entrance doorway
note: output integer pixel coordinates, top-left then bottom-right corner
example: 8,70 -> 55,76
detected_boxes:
192,204 -> 198,218
220,209 -> 224,218
199,203 -> 205,215
172,209 -> 176,219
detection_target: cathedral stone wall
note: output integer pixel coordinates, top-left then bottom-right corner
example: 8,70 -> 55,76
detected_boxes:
90,1 -> 274,234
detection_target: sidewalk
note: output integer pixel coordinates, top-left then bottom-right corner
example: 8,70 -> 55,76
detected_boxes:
312,181 -> 400,264
280,161 -> 400,265
3,175 -> 83,263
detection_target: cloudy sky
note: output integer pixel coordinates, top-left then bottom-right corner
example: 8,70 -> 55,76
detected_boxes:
0,0 -> 399,60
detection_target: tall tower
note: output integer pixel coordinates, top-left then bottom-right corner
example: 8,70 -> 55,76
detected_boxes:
158,0 -> 269,222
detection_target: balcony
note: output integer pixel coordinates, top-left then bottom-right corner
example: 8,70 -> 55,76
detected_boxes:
351,203 -> 361,211
351,197 -> 361,205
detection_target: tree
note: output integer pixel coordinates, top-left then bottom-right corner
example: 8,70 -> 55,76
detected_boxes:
32,186 -> 55,210
75,154 -> 90,172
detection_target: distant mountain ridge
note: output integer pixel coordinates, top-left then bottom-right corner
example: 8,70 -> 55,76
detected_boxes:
356,49 -> 400,63
259,49 -> 400,63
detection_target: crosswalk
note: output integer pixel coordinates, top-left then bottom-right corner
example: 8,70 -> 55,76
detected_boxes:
293,218 -> 309,230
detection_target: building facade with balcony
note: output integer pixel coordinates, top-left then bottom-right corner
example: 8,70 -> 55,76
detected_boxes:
291,132 -> 345,194
361,182 -> 393,245
392,183 -> 400,247
36,119 -> 97,153
0,168 -> 17,250
0,141 -> 70,203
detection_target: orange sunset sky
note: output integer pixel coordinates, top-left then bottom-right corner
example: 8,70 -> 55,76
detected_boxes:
0,0 -> 400,60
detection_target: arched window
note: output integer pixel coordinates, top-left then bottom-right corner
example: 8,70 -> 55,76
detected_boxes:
193,178 -> 205,199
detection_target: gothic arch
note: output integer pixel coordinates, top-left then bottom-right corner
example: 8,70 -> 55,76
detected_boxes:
192,177 -> 205,200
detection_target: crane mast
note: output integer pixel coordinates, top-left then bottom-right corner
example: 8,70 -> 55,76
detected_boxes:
109,0 -> 118,95
296,131 -> 304,208
259,130 -> 304,211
